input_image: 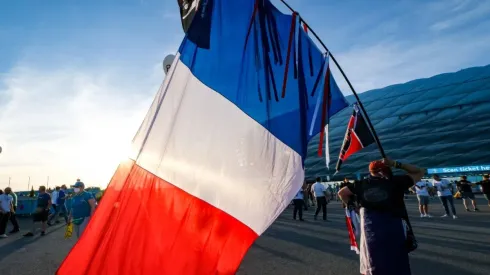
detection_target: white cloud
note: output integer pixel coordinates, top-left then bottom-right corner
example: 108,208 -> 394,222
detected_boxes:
331,25 -> 490,94
0,63 -> 163,190
430,0 -> 490,31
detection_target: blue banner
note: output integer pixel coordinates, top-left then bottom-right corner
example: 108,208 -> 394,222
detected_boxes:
427,164 -> 490,174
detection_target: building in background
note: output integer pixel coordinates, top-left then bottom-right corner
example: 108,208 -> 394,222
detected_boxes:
305,65 -> 490,182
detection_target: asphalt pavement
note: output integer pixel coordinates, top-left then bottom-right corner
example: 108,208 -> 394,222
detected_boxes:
1,195 -> 489,275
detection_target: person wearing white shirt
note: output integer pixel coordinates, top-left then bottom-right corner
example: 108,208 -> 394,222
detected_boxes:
0,189 -> 14,238
293,183 -> 306,221
432,174 -> 457,219
312,177 -> 328,221
415,181 -> 431,218
48,188 -> 59,226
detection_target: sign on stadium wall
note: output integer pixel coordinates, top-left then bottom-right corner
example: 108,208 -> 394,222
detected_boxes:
427,165 -> 490,174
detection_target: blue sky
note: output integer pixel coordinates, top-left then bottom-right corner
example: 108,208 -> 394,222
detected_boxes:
1,0 -> 490,190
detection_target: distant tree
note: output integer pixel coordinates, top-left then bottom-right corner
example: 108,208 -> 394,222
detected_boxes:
29,186 -> 35,197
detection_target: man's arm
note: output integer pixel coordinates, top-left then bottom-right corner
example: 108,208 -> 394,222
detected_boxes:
47,198 -> 52,211
338,186 -> 354,206
384,158 -> 425,184
88,198 -> 97,216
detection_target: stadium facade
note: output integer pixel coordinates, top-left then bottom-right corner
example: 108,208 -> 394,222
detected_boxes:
305,65 -> 490,181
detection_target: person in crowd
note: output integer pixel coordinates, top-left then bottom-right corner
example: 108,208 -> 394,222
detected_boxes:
339,178 -> 354,209
457,176 -> 479,212
476,174 -> 490,207
303,184 -> 309,211
24,186 -> 52,237
59,185 -> 69,224
338,158 -> 424,275
432,174 -> 457,218
307,183 -> 315,207
48,186 -> 59,224
312,177 -> 328,221
68,180 -> 97,238
48,186 -> 67,225
292,183 -> 306,221
4,187 -> 20,233
414,180 -> 431,218
0,189 -> 14,238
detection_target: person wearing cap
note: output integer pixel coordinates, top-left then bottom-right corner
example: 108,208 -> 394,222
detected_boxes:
68,179 -> 97,238
338,158 -> 425,275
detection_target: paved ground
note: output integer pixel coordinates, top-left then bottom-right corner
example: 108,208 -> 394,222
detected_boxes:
1,196 -> 489,275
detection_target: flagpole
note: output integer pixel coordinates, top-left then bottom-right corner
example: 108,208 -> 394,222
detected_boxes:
278,0 -> 386,158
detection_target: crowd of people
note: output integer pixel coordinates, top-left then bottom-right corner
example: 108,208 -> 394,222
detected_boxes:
0,179 -> 97,239
292,158 -> 490,275
292,173 -> 490,223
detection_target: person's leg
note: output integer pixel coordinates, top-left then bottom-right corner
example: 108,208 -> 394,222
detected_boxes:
0,213 -> 8,235
49,205 -> 61,224
298,200 -> 304,220
462,195 -> 470,210
303,198 -> 308,210
78,217 -> 90,238
322,198 -> 327,220
293,199 -> 299,219
439,196 -> 449,216
417,196 -> 424,215
315,198 -> 321,219
60,204 -> 68,224
423,196 -> 430,216
447,196 -> 457,215
74,224 -> 80,238
10,206 -> 20,232
484,194 -> 490,207
41,211 -> 48,234
471,199 -> 478,210
468,193 -> 478,210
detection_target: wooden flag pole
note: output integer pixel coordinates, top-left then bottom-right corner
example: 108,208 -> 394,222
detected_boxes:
278,0 -> 386,158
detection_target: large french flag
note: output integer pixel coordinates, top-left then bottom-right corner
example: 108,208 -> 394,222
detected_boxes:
57,1 -> 348,274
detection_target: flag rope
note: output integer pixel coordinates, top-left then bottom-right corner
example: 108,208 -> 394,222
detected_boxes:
278,0 -> 386,158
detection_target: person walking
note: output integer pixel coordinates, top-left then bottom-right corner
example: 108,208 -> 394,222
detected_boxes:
24,186 -> 51,237
312,177 -> 328,221
0,189 -> 14,238
4,187 -> 20,233
476,175 -> 490,208
68,181 -> 97,238
47,186 -> 59,225
292,185 -> 305,221
414,181 -> 431,218
48,186 -> 67,225
338,158 -> 425,275
432,175 -> 457,219
457,176 -> 479,212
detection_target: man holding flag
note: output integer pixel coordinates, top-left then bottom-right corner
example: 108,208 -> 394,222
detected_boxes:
338,159 -> 425,275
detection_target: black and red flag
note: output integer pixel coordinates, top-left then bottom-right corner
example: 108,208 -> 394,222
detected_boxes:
177,0 -> 213,49
336,104 -> 375,172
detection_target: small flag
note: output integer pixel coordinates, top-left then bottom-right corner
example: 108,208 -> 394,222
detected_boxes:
345,207 -> 360,254
177,0 -> 200,32
177,0 -> 213,49
336,104 -> 375,172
